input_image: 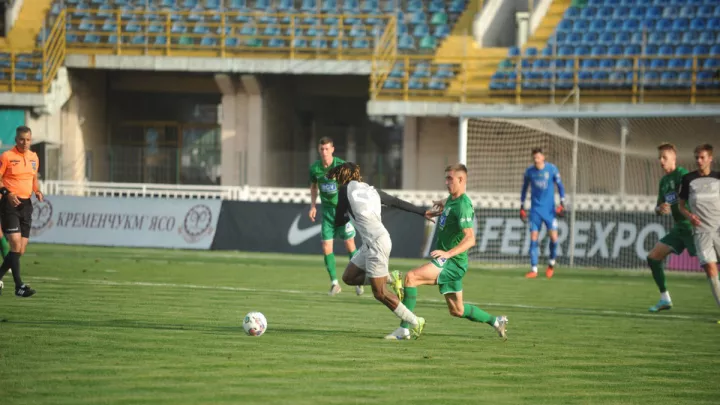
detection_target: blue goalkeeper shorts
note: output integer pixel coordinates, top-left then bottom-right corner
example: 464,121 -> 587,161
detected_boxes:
529,209 -> 557,233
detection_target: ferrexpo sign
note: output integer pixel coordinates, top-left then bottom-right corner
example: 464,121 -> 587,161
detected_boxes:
31,196 -> 221,250
426,208 -> 679,268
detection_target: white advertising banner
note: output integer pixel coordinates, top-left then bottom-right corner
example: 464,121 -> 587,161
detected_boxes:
30,196 -> 221,250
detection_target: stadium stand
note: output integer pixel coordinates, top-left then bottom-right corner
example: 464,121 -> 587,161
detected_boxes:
490,0 -> 720,94
0,0 -> 717,104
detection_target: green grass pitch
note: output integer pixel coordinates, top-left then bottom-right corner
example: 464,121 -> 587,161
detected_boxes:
1,244 -> 719,405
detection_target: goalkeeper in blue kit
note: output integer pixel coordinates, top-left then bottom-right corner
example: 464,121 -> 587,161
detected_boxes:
520,148 -> 566,278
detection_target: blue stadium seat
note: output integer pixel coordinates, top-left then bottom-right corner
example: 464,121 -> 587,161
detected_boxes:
434,24 -> 450,38
607,19 -> 624,31
591,45 -> 606,56
615,32 -> 631,44
566,7 -> 581,18
448,0 -> 465,14
615,59 -> 633,70
668,58 -> 692,70
679,6 -> 695,19
383,79 -> 401,90
352,38 -> 370,49
672,18 -> 690,31
696,71 -> 716,88
101,20 -> 116,32
609,45 -> 624,56
267,38 -> 284,47
648,32 -> 665,45
598,32 -> 614,45
541,47 -> 554,57
660,71 -> 678,88
278,0 -> 294,11
583,32 -> 599,45
310,38 -> 328,48
703,58 -> 720,70
301,0 -> 316,11
642,71 -> 659,88
712,45 -> 720,55
662,7 -> 679,19
525,47 -> 538,57
698,5 -> 714,17
589,20 -> 606,32
225,37 -> 239,47
407,78 -> 423,90
630,6 -> 647,19
599,59 -> 615,70
580,7 -> 596,19
666,31 -> 682,45
573,19 -> 589,32
708,17 -> 720,30
412,24 -> 429,37
678,71 -> 692,86
656,18 -> 673,31
693,45 -> 709,56
558,46 -> 573,57
557,20 -> 572,32
680,31 -> 697,45
598,7 -> 613,19
624,45 -> 642,56
567,32 -> 582,46
592,71 -> 609,88
613,7 -> 630,19
676,45 -> 693,56
581,59 -> 598,69
429,2 -> 445,13
698,31 -> 714,45
398,34 -> 415,50
435,64 -> 454,78
428,78 -> 446,90
646,6 -> 662,19
650,59 -> 666,70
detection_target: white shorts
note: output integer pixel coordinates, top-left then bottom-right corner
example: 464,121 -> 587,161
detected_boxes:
694,228 -> 720,266
350,233 -> 392,278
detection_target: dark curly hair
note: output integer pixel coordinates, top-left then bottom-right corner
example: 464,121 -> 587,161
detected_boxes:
326,162 -> 361,185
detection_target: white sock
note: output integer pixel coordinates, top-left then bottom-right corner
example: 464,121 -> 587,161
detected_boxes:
708,275 -> 720,307
531,266 -> 538,273
548,259 -> 556,267
331,280 -> 339,286
393,302 -> 419,327
660,291 -> 671,302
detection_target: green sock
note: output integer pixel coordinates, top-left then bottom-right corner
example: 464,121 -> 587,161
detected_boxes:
348,249 -> 357,260
648,258 -> 667,293
462,304 -> 496,325
0,236 -> 9,258
399,287 -> 418,328
324,253 -> 337,282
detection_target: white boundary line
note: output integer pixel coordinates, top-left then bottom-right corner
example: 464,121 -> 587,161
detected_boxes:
28,276 -> 716,322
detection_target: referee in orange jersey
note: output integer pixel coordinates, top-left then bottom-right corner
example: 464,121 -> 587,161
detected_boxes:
0,126 -> 43,297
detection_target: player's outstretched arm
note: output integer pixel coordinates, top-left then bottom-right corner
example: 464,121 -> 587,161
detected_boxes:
333,185 -> 351,227
376,189 -> 433,220
431,228 -> 476,260
678,174 -> 700,226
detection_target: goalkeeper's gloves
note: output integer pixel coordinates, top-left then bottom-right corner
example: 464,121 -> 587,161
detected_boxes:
555,200 -> 566,218
520,208 -> 528,223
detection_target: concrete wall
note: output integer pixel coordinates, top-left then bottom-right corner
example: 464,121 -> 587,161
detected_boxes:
402,117 -> 458,191
475,0 -> 527,47
60,70 -> 108,182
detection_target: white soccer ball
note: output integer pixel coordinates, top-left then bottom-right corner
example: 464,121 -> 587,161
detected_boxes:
242,312 -> 267,337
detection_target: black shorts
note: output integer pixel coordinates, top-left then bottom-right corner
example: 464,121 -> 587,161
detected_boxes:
1,197 -> 33,238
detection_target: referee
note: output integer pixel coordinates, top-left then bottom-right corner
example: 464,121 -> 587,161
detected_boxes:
0,126 -> 43,297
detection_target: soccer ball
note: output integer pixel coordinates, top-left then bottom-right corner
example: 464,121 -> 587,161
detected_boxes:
242,312 -> 267,336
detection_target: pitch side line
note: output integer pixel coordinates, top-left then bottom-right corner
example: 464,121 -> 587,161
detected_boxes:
28,276 -> 714,321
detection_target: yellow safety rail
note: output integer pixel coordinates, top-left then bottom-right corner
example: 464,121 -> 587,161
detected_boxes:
42,9 -> 66,93
65,9 -> 392,60
372,54 -> 720,105
369,15 -> 396,99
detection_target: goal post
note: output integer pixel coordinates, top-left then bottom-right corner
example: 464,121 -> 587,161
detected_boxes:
454,97 -> 720,270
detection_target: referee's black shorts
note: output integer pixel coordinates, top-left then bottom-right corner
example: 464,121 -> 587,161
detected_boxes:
1,197 -> 33,238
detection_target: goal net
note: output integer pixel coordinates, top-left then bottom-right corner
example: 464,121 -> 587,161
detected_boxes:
446,115 -> 720,270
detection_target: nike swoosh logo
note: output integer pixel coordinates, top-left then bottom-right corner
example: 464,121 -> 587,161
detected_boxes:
287,214 -> 322,246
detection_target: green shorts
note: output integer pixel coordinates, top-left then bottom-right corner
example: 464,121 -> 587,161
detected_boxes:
321,206 -> 356,242
660,225 -> 697,257
431,257 -> 467,295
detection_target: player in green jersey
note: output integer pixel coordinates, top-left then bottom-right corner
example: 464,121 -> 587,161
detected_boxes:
384,163 -> 508,340
646,143 -> 696,312
308,137 -> 360,296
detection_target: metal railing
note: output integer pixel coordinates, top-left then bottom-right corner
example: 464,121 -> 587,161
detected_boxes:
372,53 -> 720,104
64,9 -> 394,60
40,180 -> 658,212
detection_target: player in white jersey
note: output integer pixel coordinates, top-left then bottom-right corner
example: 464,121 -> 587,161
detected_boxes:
326,162 -> 438,339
